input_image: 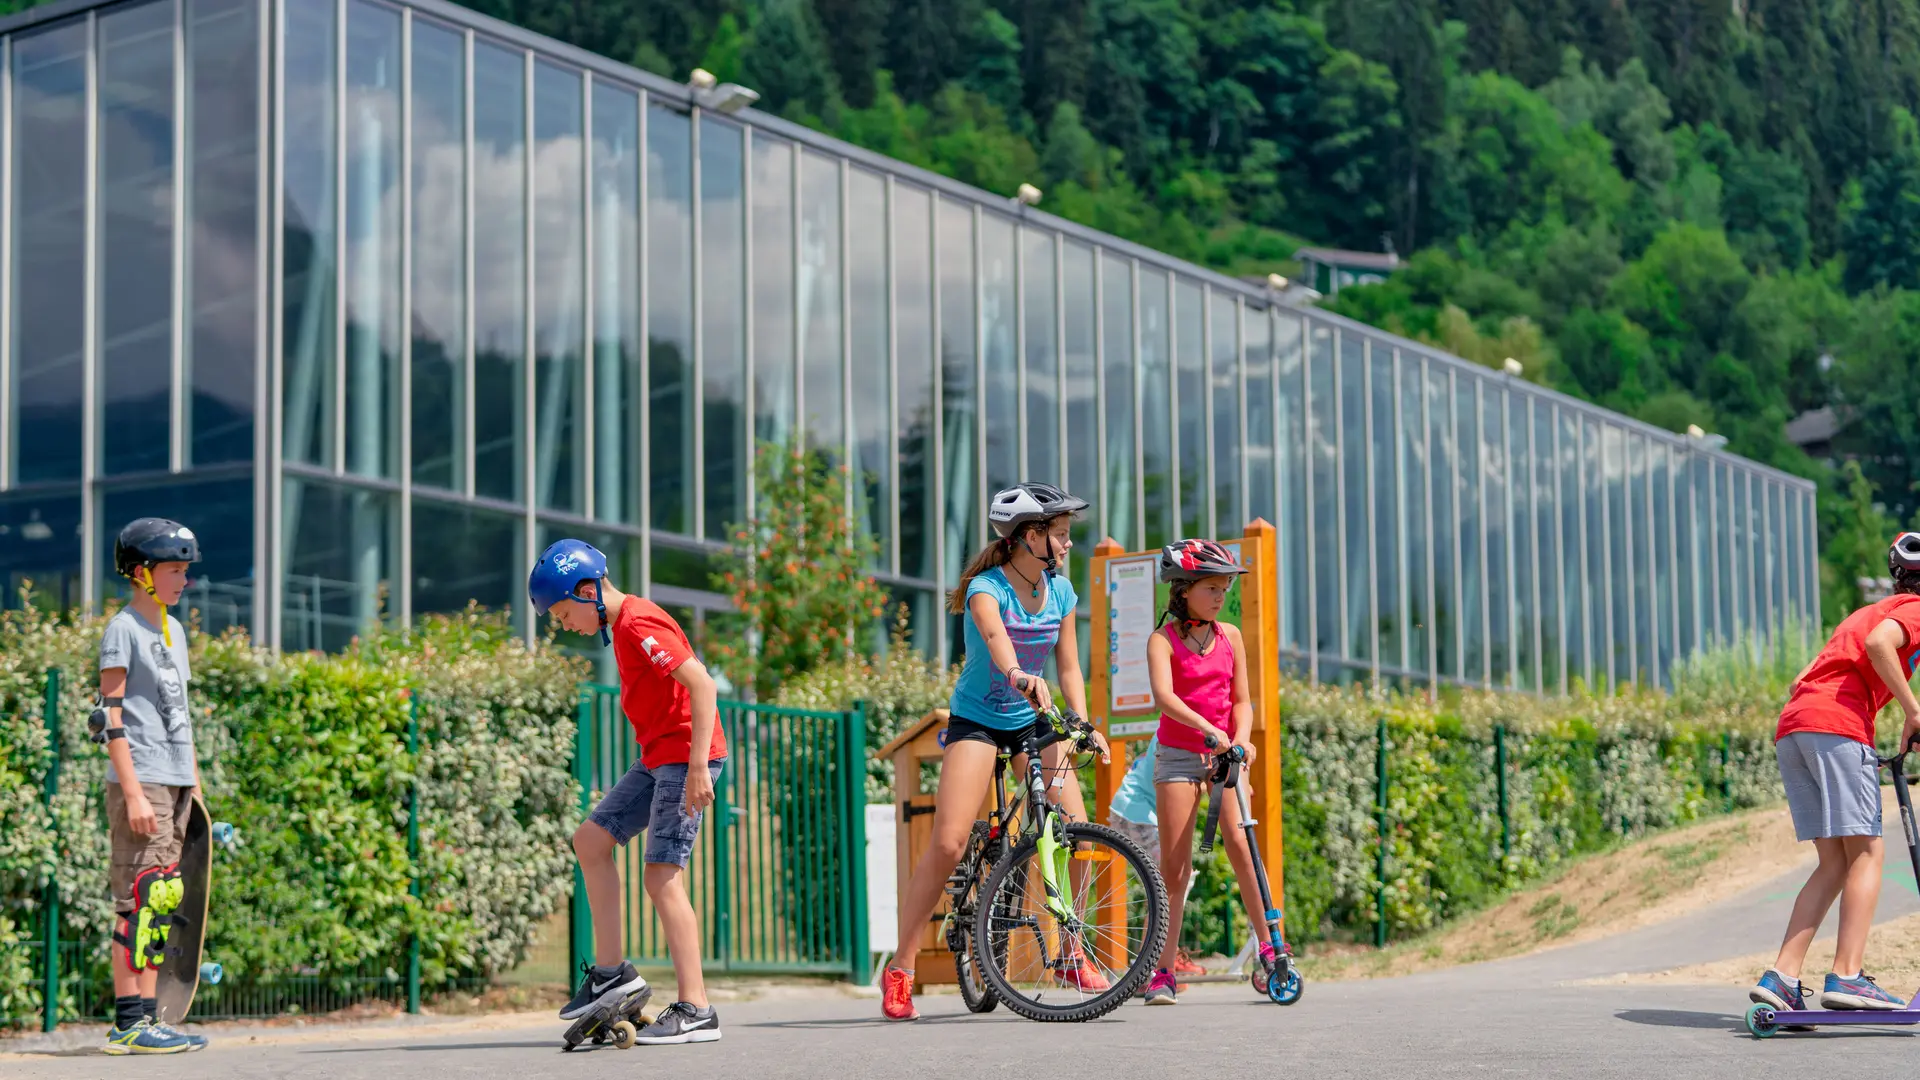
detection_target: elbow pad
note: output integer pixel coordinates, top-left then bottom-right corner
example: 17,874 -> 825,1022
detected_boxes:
89,697 -> 127,745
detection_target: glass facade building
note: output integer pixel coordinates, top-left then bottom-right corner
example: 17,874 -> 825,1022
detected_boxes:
0,0 -> 1818,690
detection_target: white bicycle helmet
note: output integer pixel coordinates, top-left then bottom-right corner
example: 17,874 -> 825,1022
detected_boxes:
987,483 -> 1088,539
1892,532 -> 1920,576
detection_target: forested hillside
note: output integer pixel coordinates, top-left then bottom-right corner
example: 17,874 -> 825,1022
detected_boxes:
438,0 -> 1920,623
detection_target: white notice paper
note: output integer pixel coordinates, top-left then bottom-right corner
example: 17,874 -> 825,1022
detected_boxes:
1107,557 -> 1158,714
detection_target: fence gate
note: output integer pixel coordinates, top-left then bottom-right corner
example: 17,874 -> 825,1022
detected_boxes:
570,687 -> 870,982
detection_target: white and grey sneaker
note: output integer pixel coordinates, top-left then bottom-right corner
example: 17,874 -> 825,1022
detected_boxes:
559,960 -> 649,1021
633,1001 -> 721,1044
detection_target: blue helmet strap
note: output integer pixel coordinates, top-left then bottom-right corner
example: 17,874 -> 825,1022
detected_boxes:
593,578 -> 610,646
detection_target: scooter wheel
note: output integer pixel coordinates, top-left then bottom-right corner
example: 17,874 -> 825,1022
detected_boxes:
610,1020 -> 638,1050
1267,968 -> 1303,1005
1745,1003 -> 1779,1039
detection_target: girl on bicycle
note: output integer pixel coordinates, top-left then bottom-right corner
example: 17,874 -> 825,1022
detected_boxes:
1141,538 -> 1271,1005
881,483 -> 1112,1021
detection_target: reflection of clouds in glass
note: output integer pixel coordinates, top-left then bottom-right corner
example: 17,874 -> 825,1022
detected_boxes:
531,132 -> 584,346
410,129 -> 464,348
468,138 -> 524,352
646,116 -> 692,349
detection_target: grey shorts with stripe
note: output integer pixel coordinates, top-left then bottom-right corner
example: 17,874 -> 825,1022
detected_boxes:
1777,731 -> 1882,841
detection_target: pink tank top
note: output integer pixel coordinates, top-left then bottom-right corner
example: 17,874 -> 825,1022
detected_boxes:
1155,623 -> 1236,753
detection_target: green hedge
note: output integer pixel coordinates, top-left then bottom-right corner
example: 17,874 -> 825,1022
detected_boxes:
0,603 -> 583,1024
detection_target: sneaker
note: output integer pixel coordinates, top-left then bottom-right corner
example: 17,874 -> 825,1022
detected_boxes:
632,1001 -> 720,1045
881,967 -> 919,1021
1054,956 -> 1112,992
1749,970 -> 1807,1012
151,1020 -> 208,1051
103,1018 -> 193,1056
1142,969 -> 1177,1005
558,960 -> 648,1021
1172,949 -> 1206,978
1821,972 -> 1907,1011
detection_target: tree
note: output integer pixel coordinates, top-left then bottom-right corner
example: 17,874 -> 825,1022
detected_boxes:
708,443 -> 890,697
739,0 -> 841,120
1842,107 -> 1920,294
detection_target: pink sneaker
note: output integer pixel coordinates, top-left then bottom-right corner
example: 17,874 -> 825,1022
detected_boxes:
1142,969 -> 1177,1005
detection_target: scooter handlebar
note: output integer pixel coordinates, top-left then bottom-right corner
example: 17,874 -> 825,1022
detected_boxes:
1878,735 -> 1920,770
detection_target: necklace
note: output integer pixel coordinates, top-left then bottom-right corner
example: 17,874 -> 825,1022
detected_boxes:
1182,622 -> 1215,654
1006,562 -> 1043,600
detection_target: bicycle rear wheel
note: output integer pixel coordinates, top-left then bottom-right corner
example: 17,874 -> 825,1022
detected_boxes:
954,930 -> 999,1014
974,821 -> 1168,1022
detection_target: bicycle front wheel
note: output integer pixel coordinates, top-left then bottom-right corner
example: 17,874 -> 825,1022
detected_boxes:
973,820 -> 1168,1022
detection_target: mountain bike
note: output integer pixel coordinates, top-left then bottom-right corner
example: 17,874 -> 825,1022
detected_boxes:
940,706 -> 1170,1022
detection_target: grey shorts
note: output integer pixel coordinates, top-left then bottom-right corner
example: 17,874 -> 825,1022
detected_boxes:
588,757 -> 727,866
1107,813 -> 1161,864
1154,745 -> 1214,785
1777,732 -> 1881,841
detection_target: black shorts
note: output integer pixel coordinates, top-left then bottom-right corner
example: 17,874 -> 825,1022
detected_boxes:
942,714 -> 1065,756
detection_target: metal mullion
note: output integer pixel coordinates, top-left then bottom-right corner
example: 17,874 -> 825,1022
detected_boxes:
170,0 -> 187,472
1528,396 -> 1543,693
741,126 -> 753,532
82,10 -> 100,609
1132,259 -> 1144,544
839,156 -> 852,531
1053,232 -> 1065,495
253,0 -> 271,640
1269,305 -> 1281,535
0,35 -> 9,490
1363,338 -> 1378,687
928,192 -> 943,659
1093,250 -> 1106,540
971,205 -> 984,522
1690,450 -> 1703,654
789,140 -> 800,448
1599,424 -> 1613,690
1393,347 -> 1408,675
1746,470 -> 1758,642
399,6 -> 413,626
1645,439 -> 1659,684
579,74 -> 593,522
521,47 -> 534,643
1200,284 -> 1214,538
1449,368 -> 1462,683
637,90 -> 649,595
688,106 -> 702,536
1476,380 -> 1490,688
1167,276 -> 1180,532
1707,461 -> 1719,644
1301,319 -> 1315,681
1503,385 -> 1517,690
332,0 -> 345,474
884,173 -> 897,574
1576,414 -> 1591,687
1333,330 -> 1346,661
1807,486 -> 1820,638
1234,297 -> 1248,532
1624,434 -> 1638,687
1422,356 -> 1436,690
1552,405 -> 1566,695
269,0 -> 287,648
461,28 -> 473,497
1014,222 -> 1026,478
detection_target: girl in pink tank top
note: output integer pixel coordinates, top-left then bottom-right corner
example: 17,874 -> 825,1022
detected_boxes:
1140,539 -> 1270,1006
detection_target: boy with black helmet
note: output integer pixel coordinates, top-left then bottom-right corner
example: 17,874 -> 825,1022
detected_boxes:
99,518 -> 206,1054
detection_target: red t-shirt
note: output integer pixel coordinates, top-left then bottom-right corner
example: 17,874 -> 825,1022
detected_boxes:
611,596 -> 727,769
1776,593 -> 1920,746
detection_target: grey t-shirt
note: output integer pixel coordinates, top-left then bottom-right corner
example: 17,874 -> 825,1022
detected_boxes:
99,608 -> 196,787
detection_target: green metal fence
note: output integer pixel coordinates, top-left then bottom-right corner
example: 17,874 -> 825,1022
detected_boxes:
569,688 -> 870,983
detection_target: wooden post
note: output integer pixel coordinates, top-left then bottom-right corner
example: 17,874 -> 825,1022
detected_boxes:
1241,519 -> 1286,945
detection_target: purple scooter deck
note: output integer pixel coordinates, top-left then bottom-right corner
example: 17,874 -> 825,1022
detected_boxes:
1763,989 -> 1920,1027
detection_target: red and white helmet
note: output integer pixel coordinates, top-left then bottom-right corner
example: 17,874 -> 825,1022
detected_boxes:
1158,538 -> 1248,583
1891,532 -> 1920,576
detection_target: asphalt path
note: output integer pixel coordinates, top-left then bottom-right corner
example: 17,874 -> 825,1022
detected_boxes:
11,859 -> 1920,1079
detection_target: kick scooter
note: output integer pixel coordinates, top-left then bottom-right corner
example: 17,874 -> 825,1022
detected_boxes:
1746,738 -> 1920,1038
1200,734 -> 1303,1005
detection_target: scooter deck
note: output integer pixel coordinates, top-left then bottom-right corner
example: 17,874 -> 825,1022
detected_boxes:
1763,989 -> 1920,1026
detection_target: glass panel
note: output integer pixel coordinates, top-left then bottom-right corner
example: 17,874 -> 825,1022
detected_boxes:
1715,464 -> 1733,642
1584,417 -> 1607,683
848,167 -> 888,563
344,1 -> 401,481
279,0 -> 335,470
186,0 -> 258,467
895,185 -> 935,583
1342,333 -> 1369,665
1061,243 -> 1095,597
1736,471 -> 1753,637
1022,228 -> 1057,486
99,1 -> 175,477
1211,294 -> 1240,532
1652,442 -> 1673,684
1311,324 -> 1339,661
1140,269 -> 1172,548
0,493 -> 82,612
1676,444 -> 1698,660
281,479 -> 395,652
939,200 -> 976,599
749,138 -> 793,450
1244,306 -> 1274,528
1628,435 -> 1650,684
799,152 -> 841,456
100,478 -> 253,636
409,18 -> 463,491
1430,363 -> 1457,680
1507,391 -> 1533,690
1604,425 -> 1628,686
980,214 -> 1016,493
1277,311 -> 1306,653
531,62 -> 582,511
1176,280 -> 1206,538
1484,384 -> 1507,686
1782,486 -> 1801,635
410,495 -> 522,628
1400,352 -> 1427,677
647,104 -> 692,531
1456,373 -> 1482,683
1101,254 -> 1135,549
1533,400 -> 1559,691
1371,339 -> 1398,672
1560,409 -> 1587,687
472,41 -> 524,502
701,117 -> 747,538
590,82 -> 638,523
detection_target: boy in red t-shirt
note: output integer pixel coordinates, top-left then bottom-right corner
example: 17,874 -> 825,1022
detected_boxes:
530,539 -> 728,1045
1750,533 -> 1920,1016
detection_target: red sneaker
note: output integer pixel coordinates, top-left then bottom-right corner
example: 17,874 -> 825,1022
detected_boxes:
1173,949 -> 1206,977
881,967 -> 919,1021
1054,956 -> 1112,992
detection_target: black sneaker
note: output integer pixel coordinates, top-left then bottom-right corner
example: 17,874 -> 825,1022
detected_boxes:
633,1001 -> 721,1045
558,960 -> 649,1021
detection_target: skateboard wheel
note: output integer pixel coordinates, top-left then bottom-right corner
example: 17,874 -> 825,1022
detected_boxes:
211,822 -> 237,846
200,962 -> 223,985
610,1020 -> 637,1050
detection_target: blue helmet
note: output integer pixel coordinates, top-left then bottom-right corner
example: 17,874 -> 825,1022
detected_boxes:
529,539 -> 610,643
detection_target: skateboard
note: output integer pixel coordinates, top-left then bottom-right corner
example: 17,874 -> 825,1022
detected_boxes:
562,984 -> 655,1051
155,795 -> 236,1025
